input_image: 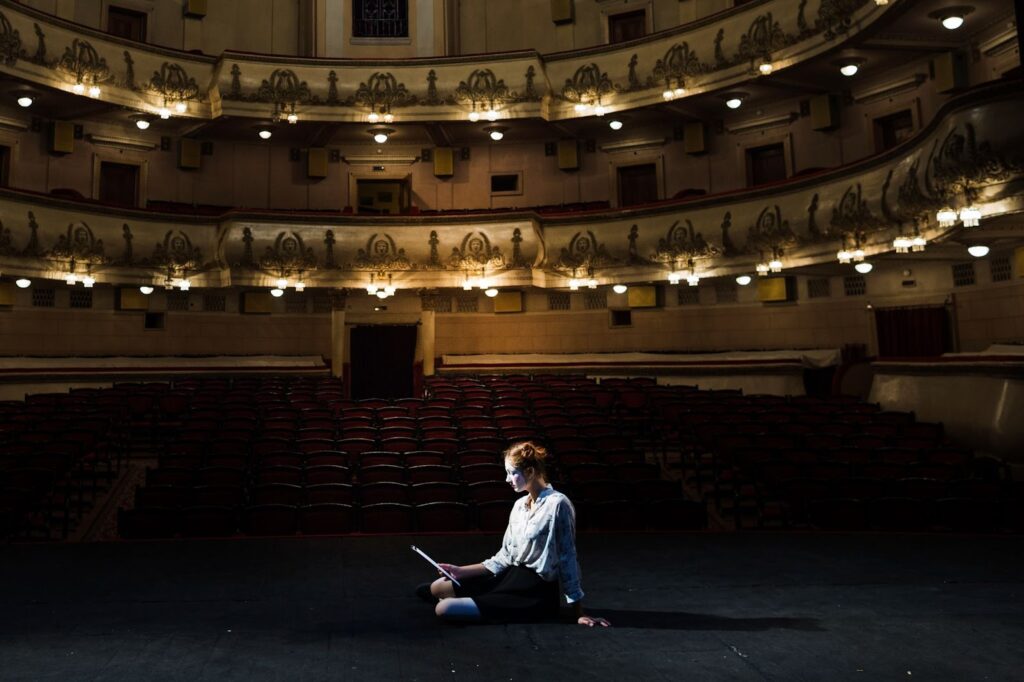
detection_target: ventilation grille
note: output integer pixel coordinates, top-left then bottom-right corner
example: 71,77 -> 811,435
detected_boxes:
32,288 -> 55,307
456,292 -> 479,313
167,292 -> 190,311
548,292 -> 571,311
583,290 -> 607,310
432,295 -> 453,313
677,286 -> 700,305
808,277 -> 832,299
952,262 -> 976,287
990,256 -> 1012,283
284,295 -> 307,314
203,293 -> 226,312
69,289 -> 93,309
843,275 -> 866,297
312,294 -> 333,313
713,281 -> 737,304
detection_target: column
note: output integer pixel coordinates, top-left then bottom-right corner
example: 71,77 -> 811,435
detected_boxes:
329,290 -> 348,378
420,310 -> 436,376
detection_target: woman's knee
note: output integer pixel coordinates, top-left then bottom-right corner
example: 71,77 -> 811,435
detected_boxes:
430,578 -> 454,599
435,598 -> 481,621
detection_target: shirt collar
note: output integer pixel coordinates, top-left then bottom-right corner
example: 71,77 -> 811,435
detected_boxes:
529,485 -> 555,508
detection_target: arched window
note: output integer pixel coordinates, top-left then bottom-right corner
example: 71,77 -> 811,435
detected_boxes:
353,0 -> 409,38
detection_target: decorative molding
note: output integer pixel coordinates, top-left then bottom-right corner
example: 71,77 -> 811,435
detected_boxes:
448,231 -> 505,271
726,112 -> 798,135
147,61 -> 201,103
651,219 -> 719,266
260,231 -> 317,275
852,74 -> 926,104
85,134 -> 157,151
342,155 -> 419,165
599,137 -> 667,153
0,9 -> 21,66
351,233 -> 412,270
979,27 -> 1018,56
555,230 -> 619,272
0,114 -> 28,131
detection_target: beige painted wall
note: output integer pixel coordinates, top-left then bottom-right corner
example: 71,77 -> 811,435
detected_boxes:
0,287 -> 332,356
1,260 -> 1020,359
18,0 -> 306,55
434,301 -> 874,356
457,0 -> 731,55
956,276 -> 1024,351
18,0 -> 734,57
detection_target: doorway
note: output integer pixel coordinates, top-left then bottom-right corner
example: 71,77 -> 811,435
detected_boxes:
356,178 -> 410,214
617,163 -> 658,207
349,325 -> 418,399
608,9 -> 645,43
99,161 -> 140,206
874,305 -> 953,358
746,143 -> 787,186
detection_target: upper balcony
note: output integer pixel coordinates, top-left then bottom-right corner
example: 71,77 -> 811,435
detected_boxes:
0,77 -> 1021,295
0,0 -> 937,125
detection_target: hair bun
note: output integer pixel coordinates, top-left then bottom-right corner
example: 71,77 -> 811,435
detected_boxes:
505,441 -> 549,472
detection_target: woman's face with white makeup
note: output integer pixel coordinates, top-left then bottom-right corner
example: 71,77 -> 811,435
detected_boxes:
504,459 -> 528,492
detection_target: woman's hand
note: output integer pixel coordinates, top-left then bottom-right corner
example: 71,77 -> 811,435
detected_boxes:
436,563 -> 463,581
577,615 -> 611,627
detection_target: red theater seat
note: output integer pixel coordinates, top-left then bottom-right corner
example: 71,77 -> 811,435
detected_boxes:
417,501 -> 471,532
361,503 -> 414,533
300,503 -> 355,534
244,504 -> 298,535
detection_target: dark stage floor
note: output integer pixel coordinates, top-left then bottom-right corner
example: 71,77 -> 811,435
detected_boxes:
1,532 -> 1022,681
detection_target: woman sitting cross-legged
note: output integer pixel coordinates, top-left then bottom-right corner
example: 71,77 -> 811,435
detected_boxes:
423,441 -> 610,627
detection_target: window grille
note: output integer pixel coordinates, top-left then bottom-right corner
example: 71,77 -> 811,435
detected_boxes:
432,295 -> 453,313
456,292 -> 478,313
312,294 -> 333,313
843,275 -> 866,297
714,281 -> 737,304
69,289 -> 93,309
677,286 -> 700,305
990,257 -> 1011,283
951,262 -> 976,287
547,292 -> 571,311
807,277 -> 832,299
284,295 -> 307,314
32,288 -> 55,307
203,293 -> 226,312
584,290 -> 607,310
167,292 -> 190,311
352,0 -> 408,38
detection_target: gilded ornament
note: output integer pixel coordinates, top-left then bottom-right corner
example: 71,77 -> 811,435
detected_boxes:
0,11 -> 21,66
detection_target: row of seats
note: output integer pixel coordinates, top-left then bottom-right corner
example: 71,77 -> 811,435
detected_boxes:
118,495 -> 705,539
132,477 -> 681,509
147,459 -> 658,483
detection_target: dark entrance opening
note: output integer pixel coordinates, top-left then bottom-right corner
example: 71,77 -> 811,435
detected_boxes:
874,305 -> 953,358
350,325 -> 417,399
617,163 -> 658,207
746,143 -> 787,186
99,161 -> 139,206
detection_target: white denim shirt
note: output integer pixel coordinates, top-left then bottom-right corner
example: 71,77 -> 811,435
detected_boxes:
482,486 -> 585,603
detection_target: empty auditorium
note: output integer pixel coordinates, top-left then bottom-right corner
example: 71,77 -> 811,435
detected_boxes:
0,0 -> 1022,678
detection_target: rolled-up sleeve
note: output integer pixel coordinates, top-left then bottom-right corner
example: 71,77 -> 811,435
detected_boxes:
481,520 -> 513,575
553,499 -> 584,603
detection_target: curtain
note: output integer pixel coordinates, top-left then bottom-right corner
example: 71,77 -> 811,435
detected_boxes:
874,306 -> 951,358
